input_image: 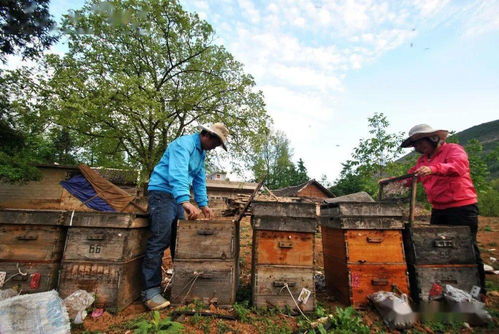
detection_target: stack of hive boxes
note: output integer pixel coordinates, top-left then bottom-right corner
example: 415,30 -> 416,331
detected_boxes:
0,209 -> 66,293
320,201 -> 409,308
404,225 -> 480,302
57,211 -> 149,312
251,201 -> 317,312
170,219 -> 239,306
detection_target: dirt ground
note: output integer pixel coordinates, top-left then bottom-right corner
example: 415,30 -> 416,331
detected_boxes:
74,216 -> 499,333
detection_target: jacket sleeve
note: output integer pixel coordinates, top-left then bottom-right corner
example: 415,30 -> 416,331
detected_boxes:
430,145 -> 469,176
192,160 -> 208,207
167,139 -> 192,204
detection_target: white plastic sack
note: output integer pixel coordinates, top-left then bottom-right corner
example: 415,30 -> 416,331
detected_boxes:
0,290 -> 70,334
63,289 -> 95,324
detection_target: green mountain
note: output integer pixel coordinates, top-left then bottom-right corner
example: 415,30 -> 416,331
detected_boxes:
450,119 -> 499,178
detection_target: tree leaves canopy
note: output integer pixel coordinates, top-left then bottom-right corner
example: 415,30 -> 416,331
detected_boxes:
8,0 -> 270,179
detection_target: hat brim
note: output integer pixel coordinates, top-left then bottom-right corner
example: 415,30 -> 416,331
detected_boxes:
401,130 -> 449,148
198,125 -> 227,151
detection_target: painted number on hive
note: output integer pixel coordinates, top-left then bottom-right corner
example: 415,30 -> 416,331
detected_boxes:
89,245 -> 101,253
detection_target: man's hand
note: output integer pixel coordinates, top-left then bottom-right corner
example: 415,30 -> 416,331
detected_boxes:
415,166 -> 432,176
182,202 -> 201,220
201,206 -> 214,219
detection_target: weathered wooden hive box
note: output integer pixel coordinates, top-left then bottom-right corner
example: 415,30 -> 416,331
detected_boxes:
251,201 -> 317,312
0,209 -> 66,293
320,201 -> 409,308
170,219 -> 239,306
404,225 -> 480,302
58,212 -> 148,311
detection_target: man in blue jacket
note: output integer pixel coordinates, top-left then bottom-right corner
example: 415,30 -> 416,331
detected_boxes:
142,123 -> 229,310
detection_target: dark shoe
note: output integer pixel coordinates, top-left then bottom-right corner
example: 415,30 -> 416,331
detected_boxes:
145,294 -> 171,310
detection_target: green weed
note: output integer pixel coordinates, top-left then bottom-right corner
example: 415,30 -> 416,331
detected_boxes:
233,300 -> 251,322
133,311 -> 183,334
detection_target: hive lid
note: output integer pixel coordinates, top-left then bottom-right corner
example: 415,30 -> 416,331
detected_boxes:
252,201 -> 316,218
320,201 -> 404,218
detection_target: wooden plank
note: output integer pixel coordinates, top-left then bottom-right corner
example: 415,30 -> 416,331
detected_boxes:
253,230 -> 314,266
170,259 -> 238,306
410,265 -> 480,302
404,225 -> 476,265
63,211 -> 148,228
252,201 -> 316,218
345,230 -> 405,264
175,220 -> 237,260
252,216 -> 317,233
348,264 -> 409,307
319,216 -> 404,230
0,209 -> 66,226
0,224 -> 66,262
0,262 -> 60,293
58,257 -> 143,312
321,202 -> 403,218
63,227 -> 148,262
252,265 -> 315,312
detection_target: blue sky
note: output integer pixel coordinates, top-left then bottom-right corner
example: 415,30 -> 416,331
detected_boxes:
44,0 -> 499,181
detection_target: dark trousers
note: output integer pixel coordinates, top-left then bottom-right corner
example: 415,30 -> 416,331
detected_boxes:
430,204 -> 486,292
141,190 -> 184,299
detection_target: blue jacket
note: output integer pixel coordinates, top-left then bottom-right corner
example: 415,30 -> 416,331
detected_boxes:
148,133 -> 208,207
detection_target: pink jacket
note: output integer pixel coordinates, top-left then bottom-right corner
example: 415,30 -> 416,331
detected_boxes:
408,143 -> 477,210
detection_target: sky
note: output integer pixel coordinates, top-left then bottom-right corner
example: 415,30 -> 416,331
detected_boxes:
43,0 -> 499,181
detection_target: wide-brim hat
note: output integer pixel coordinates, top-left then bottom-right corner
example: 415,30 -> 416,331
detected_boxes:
198,122 -> 229,151
401,124 -> 449,148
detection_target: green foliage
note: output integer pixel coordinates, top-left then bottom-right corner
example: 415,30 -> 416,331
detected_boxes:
6,0 -> 270,179
331,113 -> 406,197
133,311 -> 183,334
252,130 -> 310,189
329,307 -> 369,334
465,139 -> 490,195
233,300 -> 251,323
0,0 -> 58,62
480,179 -> 499,216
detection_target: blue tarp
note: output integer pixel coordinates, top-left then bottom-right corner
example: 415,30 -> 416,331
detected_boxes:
60,174 -> 115,212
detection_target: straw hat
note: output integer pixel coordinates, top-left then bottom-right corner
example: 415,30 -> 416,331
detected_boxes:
198,123 -> 229,151
401,124 -> 449,148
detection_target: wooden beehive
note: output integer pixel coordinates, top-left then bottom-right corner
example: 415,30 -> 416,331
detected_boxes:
320,201 -> 409,307
175,220 -> 237,260
0,224 -> 67,262
404,224 -> 480,302
409,265 -> 480,301
253,265 -> 316,312
404,225 -> 476,265
251,201 -> 317,312
58,211 -> 149,310
0,262 -> 60,293
58,257 -> 143,312
170,259 -> 238,306
63,227 -> 148,262
0,209 -> 66,294
171,219 -> 239,307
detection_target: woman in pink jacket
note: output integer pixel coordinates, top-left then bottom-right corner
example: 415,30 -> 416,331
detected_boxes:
401,124 -> 484,291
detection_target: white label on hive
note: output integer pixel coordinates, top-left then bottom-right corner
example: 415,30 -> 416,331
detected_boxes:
0,271 -> 6,287
298,288 -> 311,304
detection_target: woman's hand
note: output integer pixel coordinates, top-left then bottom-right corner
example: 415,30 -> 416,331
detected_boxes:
415,166 -> 432,176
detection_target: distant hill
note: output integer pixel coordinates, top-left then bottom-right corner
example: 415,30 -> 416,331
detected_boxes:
450,119 -> 499,178
400,119 -> 499,178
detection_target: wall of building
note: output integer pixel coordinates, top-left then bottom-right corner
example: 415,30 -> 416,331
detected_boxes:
297,184 -> 329,199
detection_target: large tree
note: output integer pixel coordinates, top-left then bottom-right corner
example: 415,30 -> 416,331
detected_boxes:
251,130 -> 309,189
331,113 -> 408,197
0,0 -> 57,61
8,0 -> 269,179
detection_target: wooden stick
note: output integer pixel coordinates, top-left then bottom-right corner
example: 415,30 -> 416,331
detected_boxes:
233,176 -> 266,225
263,185 -> 279,202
